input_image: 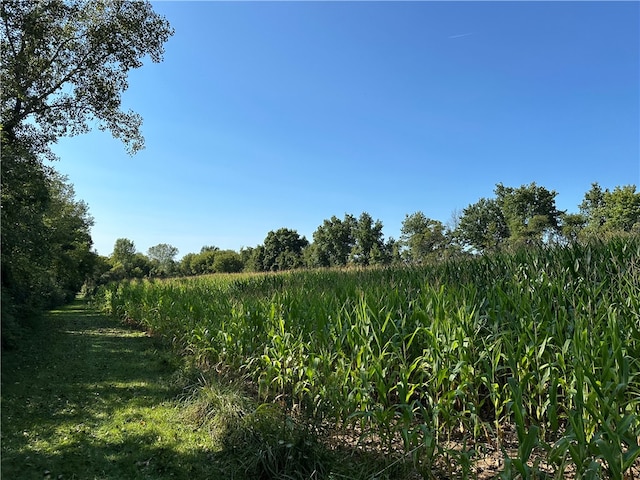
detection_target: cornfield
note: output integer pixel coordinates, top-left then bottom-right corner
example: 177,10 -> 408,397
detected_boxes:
96,237 -> 640,478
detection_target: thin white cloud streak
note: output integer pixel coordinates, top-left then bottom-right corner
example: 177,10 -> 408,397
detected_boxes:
448,32 -> 474,39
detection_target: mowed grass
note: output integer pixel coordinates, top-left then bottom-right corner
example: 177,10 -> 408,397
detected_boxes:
1,300 -> 412,480
1,299 -> 222,480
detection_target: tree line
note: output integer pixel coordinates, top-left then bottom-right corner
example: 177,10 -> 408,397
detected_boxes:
1,0 -> 173,346
2,0 -> 639,347
94,181 -> 640,282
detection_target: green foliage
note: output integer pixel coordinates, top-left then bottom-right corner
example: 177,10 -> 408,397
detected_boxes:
1,0 -> 174,153
580,182 -> 606,228
400,211 -> 449,263
172,182 -> 639,278
130,253 -> 152,279
95,240 -> 153,282
42,173 -> 96,301
1,139 -> 53,321
495,182 -> 562,246
213,250 -> 244,273
581,183 -> 640,235
96,236 -> 640,477
260,228 -> 309,271
83,254 -> 112,293
178,247 -> 244,275
560,212 -> 587,244
456,183 -> 563,252
240,246 -> 261,272
1,163 -> 95,341
455,197 -> 508,252
309,212 -> 394,268
0,0 -> 173,337
311,214 -> 356,267
350,212 -> 388,266
147,243 -> 179,276
220,404 -> 330,479
111,238 -> 137,272
190,249 -> 218,275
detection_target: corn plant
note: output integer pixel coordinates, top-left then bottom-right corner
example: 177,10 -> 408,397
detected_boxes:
94,235 -> 640,476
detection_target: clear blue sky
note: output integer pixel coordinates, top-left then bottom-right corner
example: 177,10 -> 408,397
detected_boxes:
51,1 -> 640,258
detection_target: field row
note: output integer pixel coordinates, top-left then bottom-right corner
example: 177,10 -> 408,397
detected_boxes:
97,238 -> 640,478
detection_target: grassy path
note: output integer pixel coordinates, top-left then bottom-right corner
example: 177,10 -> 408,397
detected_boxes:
1,299 -> 220,480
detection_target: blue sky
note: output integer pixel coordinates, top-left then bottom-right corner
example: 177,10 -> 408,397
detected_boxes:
51,1 -> 639,258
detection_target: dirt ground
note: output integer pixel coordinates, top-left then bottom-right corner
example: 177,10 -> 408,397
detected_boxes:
327,421 -> 640,479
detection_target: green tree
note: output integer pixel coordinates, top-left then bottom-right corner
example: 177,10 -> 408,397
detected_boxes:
1,0 -> 173,332
400,212 -> 448,264
580,183 -> 640,235
261,228 -> 309,271
86,254 -> 112,291
455,197 -> 509,253
130,253 -> 152,279
1,145 -> 53,319
180,247 -> 244,275
350,212 -> 386,266
456,183 -> 562,252
147,243 -> 178,277
604,185 -> 640,231
309,212 -> 392,267
1,170 -> 95,345
244,246 -> 265,273
579,182 -> 606,231
213,250 -> 244,273
1,0 -> 173,153
110,238 -> 137,277
559,212 -> 587,244
495,182 -> 562,246
43,173 -> 96,303
179,253 -> 197,276
384,237 -> 403,265
190,249 -> 217,275
311,214 -> 356,267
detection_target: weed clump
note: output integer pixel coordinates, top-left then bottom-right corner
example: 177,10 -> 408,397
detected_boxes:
180,374 -> 331,479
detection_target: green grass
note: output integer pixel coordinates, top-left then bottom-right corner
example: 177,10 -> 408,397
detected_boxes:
93,237 -> 640,478
1,299 -> 410,480
1,299 -> 222,480
7,238 -> 638,479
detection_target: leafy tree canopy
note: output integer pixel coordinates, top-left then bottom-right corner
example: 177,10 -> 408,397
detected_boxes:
309,212 -> 393,267
559,212 -> 587,244
580,183 -> 640,235
147,243 -> 178,276
1,0 -> 174,153
455,197 -> 509,253
190,250 -> 218,275
213,250 -> 244,273
312,214 -> 356,267
350,212 -> 386,266
110,238 -> 136,275
494,182 -> 562,246
261,228 -> 309,271
400,212 -> 448,264
456,183 -> 562,252
1,170 -> 94,344
1,0 -> 173,336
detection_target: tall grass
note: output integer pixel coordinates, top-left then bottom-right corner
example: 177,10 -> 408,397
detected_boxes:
96,237 -> 640,477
